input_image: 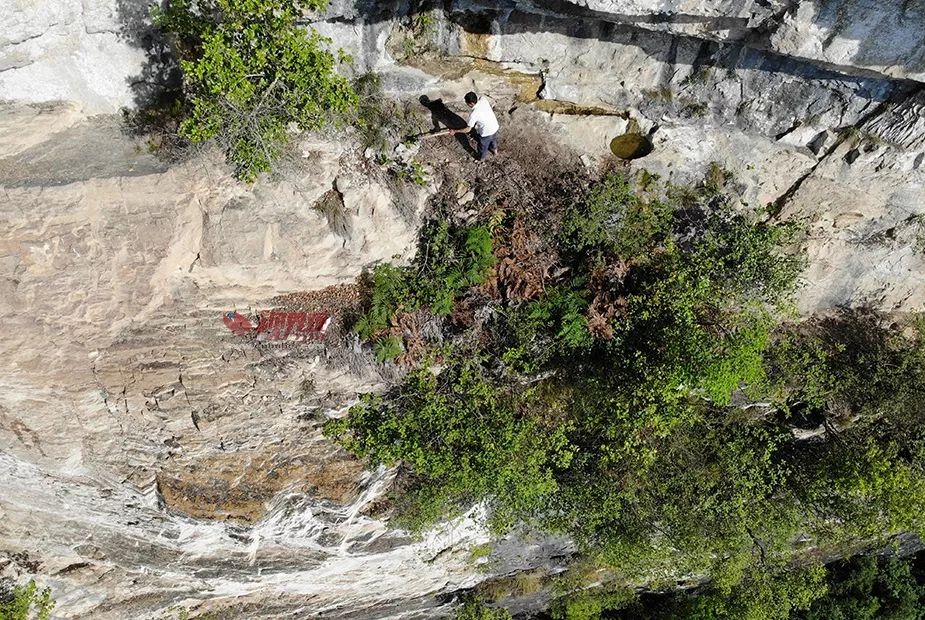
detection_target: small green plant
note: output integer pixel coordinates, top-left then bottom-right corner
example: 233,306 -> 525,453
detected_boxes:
354,263 -> 411,340
402,37 -> 417,59
912,215 -> 925,255
682,101 -> 709,118
351,72 -> 425,151
0,579 -> 55,620
839,126 -> 885,148
682,66 -> 712,86
373,335 -> 404,362
352,73 -> 393,152
353,220 -> 495,342
398,10 -> 438,59
412,12 -> 436,34
395,159 -> 428,187
703,161 -> 729,194
469,543 -> 493,561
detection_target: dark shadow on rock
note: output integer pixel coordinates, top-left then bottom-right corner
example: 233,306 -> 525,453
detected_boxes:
114,0 -> 183,121
419,95 -> 476,157
113,0 -> 188,159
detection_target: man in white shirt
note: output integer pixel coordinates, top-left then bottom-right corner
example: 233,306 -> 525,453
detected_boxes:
452,91 -> 499,161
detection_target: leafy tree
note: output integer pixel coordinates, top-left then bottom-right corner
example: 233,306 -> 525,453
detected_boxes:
608,563 -> 826,620
332,171 -> 806,553
550,586 -> 636,620
601,553 -> 925,620
766,314 -> 925,541
688,563 -> 827,620
802,555 -> 925,620
154,0 -> 356,181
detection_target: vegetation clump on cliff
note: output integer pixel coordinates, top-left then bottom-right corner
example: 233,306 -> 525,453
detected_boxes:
0,579 -> 54,620
604,552 -> 925,620
153,0 -> 356,181
326,135 -> 925,618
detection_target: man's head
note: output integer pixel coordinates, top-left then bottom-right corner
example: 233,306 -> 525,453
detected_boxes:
464,91 -> 478,108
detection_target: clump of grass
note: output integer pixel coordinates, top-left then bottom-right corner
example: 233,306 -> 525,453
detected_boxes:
642,86 -> 674,102
682,101 -> 709,118
682,66 -> 712,86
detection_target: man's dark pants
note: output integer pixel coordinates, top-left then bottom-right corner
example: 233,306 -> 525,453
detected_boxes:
476,132 -> 498,161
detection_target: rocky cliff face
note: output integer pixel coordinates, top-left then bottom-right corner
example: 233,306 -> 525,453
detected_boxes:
317,0 -> 925,311
1,1 -> 924,618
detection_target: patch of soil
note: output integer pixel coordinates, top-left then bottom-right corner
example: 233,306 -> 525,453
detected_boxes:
156,448 -> 365,522
271,283 -> 363,315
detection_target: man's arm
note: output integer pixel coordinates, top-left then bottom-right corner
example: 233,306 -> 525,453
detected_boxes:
453,108 -> 477,135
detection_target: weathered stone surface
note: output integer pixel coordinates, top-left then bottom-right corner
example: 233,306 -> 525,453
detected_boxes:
5,0 -> 925,113
448,4 -> 901,140
530,0 -> 791,39
769,0 -> 925,82
554,0 -> 925,82
0,0 -> 147,112
778,138 -> 925,313
156,443 -> 367,522
862,90 -> 925,151
0,104 -> 437,615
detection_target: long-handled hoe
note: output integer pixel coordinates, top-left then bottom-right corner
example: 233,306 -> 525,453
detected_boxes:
404,128 -> 457,143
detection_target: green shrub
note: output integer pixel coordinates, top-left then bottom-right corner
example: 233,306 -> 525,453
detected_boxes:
352,72 -> 392,152
335,171 -> 810,557
154,0 -> 356,181
674,563 -> 827,620
689,208 -> 803,304
454,599 -> 512,620
350,72 -> 426,153
561,174 -> 672,261
373,335 -> 404,362
0,580 -> 54,620
325,357 -> 574,531
803,555 -> 925,620
400,159 -> 428,187
764,314 -> 925,540
551,587 -> 636,620
353,220 -> 495,340
601,552 -> 925,620
354,264 -> 411,340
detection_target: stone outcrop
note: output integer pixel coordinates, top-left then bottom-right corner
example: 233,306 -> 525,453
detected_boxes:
0,1 -> 148,112
768,0 -> 925,82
